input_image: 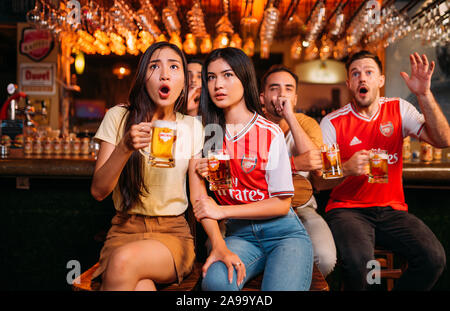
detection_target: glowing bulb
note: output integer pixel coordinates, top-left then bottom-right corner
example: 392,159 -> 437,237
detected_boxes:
200,35 -> 212,54
243,38 -> 255,57
183,33 -> 197,55
213,33 -> 229,49
291,39 -> 302,60
74,52 -> 85,75
229,33 -> 242,49
170,33 -> 182,50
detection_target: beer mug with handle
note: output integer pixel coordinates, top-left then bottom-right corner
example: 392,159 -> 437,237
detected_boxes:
368,148 -> 388,183
321,143 -> 343,179
206,149 -> 232,191
139,120 -> 177,168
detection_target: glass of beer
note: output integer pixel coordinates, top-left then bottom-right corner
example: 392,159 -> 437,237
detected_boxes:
321,143 -> 343,179
368,148 -> 388,183
139,120 -> 177,168
206,149 -> 232,191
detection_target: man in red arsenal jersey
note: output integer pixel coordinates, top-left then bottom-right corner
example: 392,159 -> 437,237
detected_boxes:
318,50 -> 449,290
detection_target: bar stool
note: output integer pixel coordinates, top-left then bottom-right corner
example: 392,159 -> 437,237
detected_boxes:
339,246 -> 408,291
374,246 -> 407,291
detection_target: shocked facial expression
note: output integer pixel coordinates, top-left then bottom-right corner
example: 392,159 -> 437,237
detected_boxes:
207,58 -> 245,110
145,47 -> 185,108
346,58 -> 385,108
261,71 -> 297,119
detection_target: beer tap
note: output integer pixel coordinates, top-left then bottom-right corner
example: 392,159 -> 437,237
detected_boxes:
0,84 -> 27,120
22,98 -> 48,127
1,83 -> 47,127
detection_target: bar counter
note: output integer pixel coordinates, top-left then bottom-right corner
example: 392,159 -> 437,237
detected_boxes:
1,148 -> 449,185
0,148 -> 95,178
1,149 -> 449,291
402,159 -> 450,186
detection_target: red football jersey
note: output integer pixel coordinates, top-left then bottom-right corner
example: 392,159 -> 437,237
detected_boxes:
320,97 -> 425,212
213,113 -> 294,205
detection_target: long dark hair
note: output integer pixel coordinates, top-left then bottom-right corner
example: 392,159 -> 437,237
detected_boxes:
199,47 -> 264,132
118,42 -> 188,212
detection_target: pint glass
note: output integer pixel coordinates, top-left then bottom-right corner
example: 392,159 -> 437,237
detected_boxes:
368,148 -> 388,183
140,120 -> 177,168
420,142 -> 433,163
321,143 -> 343,179
206,150 -> 232,191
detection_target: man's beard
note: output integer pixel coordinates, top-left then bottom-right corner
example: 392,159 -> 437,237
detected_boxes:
352,90 -> 376,108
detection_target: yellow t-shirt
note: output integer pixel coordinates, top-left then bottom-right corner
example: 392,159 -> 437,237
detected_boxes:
94,105 -> 204,216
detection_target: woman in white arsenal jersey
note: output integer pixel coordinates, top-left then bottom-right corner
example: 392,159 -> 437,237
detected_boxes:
190,47 -> 313,291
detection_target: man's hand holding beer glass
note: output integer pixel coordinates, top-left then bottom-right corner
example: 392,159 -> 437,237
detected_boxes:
342,150 -> 370,177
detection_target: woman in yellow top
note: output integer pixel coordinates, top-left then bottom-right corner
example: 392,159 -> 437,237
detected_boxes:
90,42 -> 204,291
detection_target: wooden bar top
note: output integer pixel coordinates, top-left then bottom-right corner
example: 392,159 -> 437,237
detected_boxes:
0,149 -> 449,184
0,148 -> 96,178
402,159 -> 450,187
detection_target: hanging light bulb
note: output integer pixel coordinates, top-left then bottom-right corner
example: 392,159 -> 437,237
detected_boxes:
213,32 -> 229,49
169,33 -> 182,50
319,37 -> 332,60
157,34 -> 168,42
124,31 -> 139,55
183,33 -> 197,55
229,33 -> 242,49
109,32 -> 126,56
138,31 -> 154,53
290,38 -> 302,60
242,37 -> 255,57
112,63 -> 131,79
74,52 -> 85,75
200,35 -> 212,54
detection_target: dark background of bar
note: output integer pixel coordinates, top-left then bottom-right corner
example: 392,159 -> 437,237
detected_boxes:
0,177 -> 448,291
0,1 -> 448,291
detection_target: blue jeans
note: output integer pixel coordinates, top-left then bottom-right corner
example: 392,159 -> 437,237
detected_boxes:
202,208 -> 313,291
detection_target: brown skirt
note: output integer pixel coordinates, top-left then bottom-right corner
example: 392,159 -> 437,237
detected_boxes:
91,212 -> 195,285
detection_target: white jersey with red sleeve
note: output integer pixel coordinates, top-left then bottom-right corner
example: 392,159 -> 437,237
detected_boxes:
319,97 -> 425,213
214,113 -> 294,205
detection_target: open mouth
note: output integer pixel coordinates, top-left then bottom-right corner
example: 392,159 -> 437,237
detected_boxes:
159,85 -> 170,98
358,86 -> 368,95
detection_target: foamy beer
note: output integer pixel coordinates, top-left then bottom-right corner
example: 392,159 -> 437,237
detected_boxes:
140,120 -> 177,168
206,150 -> 232,191
368,148 -> 388,183
321,143 -> 343,179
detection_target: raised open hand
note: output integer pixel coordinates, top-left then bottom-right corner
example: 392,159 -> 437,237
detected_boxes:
400,53 -> 435,97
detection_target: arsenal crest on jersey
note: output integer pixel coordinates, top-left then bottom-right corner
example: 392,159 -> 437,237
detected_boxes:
379,121 -> 394,137
241,155 -> 257,173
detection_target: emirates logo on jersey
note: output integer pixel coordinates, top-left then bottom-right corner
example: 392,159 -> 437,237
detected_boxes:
241,155 -> 257,173
379,122 -> 394,137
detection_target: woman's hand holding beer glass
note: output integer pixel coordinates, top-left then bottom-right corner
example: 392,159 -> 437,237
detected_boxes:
137,120 -> 177,168
196,150 -> 233,191
120,122 -> 152,152
195,158 -> 209,178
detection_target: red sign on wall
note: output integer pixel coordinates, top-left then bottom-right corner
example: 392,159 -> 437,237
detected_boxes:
20,63 -> 55,95
19,27 -> 54,61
